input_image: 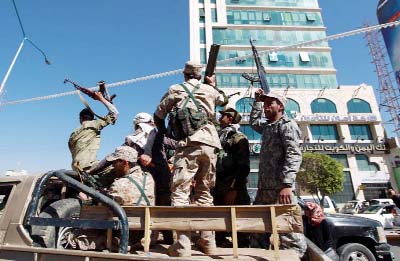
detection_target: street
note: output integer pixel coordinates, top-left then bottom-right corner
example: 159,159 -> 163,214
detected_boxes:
387,228 -> 400,260
389,240 -> 400,260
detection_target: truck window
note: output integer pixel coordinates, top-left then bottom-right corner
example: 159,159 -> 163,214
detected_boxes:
0,185 -> 13,219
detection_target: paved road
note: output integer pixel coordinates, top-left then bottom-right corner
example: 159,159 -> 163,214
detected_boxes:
389,240 -> 400,260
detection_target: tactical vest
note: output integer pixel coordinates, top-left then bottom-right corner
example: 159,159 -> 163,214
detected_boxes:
167,83 -> 208,140
217,131 -> 246,173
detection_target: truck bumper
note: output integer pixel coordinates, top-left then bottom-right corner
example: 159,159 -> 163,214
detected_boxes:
375,243 -> 394,260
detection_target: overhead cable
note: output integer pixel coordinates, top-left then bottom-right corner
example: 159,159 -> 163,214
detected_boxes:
1,20 -> 399,107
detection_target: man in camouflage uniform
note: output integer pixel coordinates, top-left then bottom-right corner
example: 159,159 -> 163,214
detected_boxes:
105,146 -> 155,206
153,61 -> 227,257
249,89 -> 306,258
66,146 -> 155,251
68,92 -> 118,172
214,107 -> 250,247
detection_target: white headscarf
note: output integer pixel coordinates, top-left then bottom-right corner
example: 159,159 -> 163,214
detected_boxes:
125,113 -> 155,148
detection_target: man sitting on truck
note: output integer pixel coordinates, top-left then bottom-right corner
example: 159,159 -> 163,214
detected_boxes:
67,146 -> 155,251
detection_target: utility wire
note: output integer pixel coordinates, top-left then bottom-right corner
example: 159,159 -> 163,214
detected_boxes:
11,0 -> 25,37
0,0 -> 51,100
1,20 -> 399,107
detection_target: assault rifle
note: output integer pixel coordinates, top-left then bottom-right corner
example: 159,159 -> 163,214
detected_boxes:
75,167 -> 109,195
203,44 -> 220,84
63,78 -> 116,104
241,39 -> 270,94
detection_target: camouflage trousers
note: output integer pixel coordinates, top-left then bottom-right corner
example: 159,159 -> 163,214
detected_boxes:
168,142 -> 218,256
251,189 -> 307,258
170,142 -> 217,207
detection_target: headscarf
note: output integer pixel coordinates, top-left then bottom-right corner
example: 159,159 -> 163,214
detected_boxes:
125,113 -> 155,148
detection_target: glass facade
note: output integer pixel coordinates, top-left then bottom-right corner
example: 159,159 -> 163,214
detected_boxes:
200,27 -> 206,44
213,28 -> 328,47
285,98 -> 300,119
356,154 -> 379,171
347,98 -> 372,113
328,154 -> 349,168
227,10 -> 323,26
331,171 -> 355,203
218,50 -> 334,68
349,124 -> 373,140
217,73 -> 337,89
311,98 -> 337,113
225,0 -> 319,8
310,124 -> 339,140
240,124 -> 261,140
236,97 -> 255,113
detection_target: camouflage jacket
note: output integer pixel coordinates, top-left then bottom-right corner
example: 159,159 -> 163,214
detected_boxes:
216,125 -> 250,190
154,78 -> 226,149
250,102 -> 302,190
108,166 -> 155,206
69,108 -> 118,171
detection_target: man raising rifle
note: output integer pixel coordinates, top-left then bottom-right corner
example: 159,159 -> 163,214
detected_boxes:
68,91 -> 119,172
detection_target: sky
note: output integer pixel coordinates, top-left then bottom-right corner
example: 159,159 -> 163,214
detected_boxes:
0,0 -> 388,174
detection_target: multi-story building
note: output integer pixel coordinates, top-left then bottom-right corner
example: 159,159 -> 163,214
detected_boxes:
189,0 -> 397,203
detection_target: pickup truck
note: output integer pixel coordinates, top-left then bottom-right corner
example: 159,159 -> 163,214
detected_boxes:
323,213 -> 393,260
0,170 -> 393,260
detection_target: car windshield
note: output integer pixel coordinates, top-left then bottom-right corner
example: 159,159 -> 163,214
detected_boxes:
361,205 -> 382,214
344,202 -> 357,208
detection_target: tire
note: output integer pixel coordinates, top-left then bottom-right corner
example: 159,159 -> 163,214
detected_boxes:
337,243 -> 376,261
30,198 -> 81,248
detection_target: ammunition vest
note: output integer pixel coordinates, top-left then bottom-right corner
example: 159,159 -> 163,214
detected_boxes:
167,83 -> 208,140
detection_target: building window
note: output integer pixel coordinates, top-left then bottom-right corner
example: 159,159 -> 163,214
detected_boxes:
268,52 -> 278,62
356,154 -> 379,171
262,12 -> 271,22
248,171 -> 258,188
347,98 -> 372,113
310,124 -> 339,140
285,98 -> 300,119
211,8 -> 217,23
349,124 -> 373,140
330,171 -> 355,204
299,52 -> 310,62
236,97 -> 254,113
311,98 -> 337,113
199,8 -> 205,23
200,48 -> 207,64
200,27 -> 206,44
328,154 -> 349,168
240,125 -> 261,141
250,155 -> 259,170
306,13 -> 316,21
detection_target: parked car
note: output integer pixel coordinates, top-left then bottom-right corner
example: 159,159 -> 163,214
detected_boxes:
301,195 -> 338,213
355,204 -> 400,229
340,200 -> 364,214
299,198 -> 393,260
370,198 -> 394,206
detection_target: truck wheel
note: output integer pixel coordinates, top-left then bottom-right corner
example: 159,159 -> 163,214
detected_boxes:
30,198 -> 81,248
337,243 -> 376,261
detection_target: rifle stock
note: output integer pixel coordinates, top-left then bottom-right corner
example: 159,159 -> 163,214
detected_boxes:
204,44 -> 220,83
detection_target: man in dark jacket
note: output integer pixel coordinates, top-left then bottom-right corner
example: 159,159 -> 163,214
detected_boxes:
214,107 -> 250,247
